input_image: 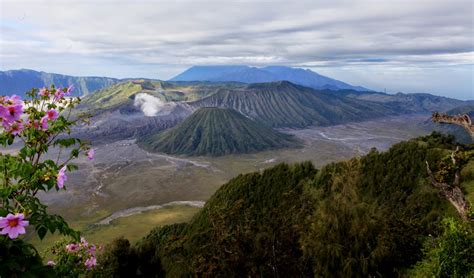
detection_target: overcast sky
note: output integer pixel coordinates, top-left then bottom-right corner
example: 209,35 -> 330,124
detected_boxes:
0,0 -> 473,99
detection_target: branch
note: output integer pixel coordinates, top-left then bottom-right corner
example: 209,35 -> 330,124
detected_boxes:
432,112 -> 474,140
426,153 -> 470,221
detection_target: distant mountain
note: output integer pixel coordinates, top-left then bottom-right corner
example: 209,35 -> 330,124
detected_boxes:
442,104 -> 474,115
170,65 -> 370,91
337,90 -> 470,113
138,107 -> 299,156
0,69 -> 119,97
262,66 -> 370,91
190,81 -> 397,128
169,65 -> 249,81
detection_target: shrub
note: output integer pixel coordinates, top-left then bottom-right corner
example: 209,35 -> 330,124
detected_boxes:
0,86 -> 94,275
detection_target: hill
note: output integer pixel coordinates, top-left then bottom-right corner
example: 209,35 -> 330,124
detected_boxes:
169,65 -> 370,91
338,90 -> 469,113
190,81 -> 397,128
0,69 -> 119,97
137,107 -> 299,156
96,133 -> 474,277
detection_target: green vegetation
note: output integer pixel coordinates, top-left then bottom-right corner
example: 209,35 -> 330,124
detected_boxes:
80,81 -> 143,112
138,107 -> 300,156
410,218 -> 474,277
96,133 -> 474,276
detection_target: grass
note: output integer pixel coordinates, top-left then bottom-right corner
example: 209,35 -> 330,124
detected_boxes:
29,205 -> 200,256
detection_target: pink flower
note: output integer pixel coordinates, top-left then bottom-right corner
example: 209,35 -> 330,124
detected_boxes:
46,109 -> 59,121
39,88 -> 49,97
47,260 -> 56,266
81,237 -> 89,247
0,213 -> 29,239
84,256 -> 97,270
88,244 -> 97,255
29,119 -> 40,129
54,88 -> 65,100
66,85 -> 74,95
4,121 -> 24,135
66,243 -> 79,252
38,109 -> 58,131
1,95 -> 23,124
57,166 -> 67,189
4,104 -> 23,121
87,149 -> 95,160
6,95 -> 22,105
40,117 -> 49,130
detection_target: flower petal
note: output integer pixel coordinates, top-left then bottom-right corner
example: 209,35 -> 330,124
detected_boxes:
8,228 -> 19,239
0,226 -> 11,234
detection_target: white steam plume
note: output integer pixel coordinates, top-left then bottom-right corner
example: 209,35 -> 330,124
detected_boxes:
133,93 -> 176,116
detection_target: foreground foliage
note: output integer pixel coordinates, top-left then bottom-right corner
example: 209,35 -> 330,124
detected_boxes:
0,86 -> 97,276
97,133 -> 474,277
410,218 -> 474,277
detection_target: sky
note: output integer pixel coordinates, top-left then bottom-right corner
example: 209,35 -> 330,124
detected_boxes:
0,0 -> 473,99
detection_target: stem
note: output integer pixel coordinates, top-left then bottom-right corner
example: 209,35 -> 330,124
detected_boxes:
3,159 -> 8,188
56,147 -> 63,165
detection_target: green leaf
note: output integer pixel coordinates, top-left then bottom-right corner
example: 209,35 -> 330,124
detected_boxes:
7,136 -> 14,145
37,226 -> 47,240
53,138 -> 77,148
67,164 -> 78,171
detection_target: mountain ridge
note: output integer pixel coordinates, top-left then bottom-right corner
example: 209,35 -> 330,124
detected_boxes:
0,69 -> 119,97
169,65 -> 370,91
190,80 -> 398,128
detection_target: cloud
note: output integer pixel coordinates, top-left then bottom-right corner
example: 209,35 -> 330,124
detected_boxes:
0,0 -> 472,98
133,93 -> 176,117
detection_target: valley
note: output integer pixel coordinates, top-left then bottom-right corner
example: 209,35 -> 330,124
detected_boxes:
29,113 -> 430,251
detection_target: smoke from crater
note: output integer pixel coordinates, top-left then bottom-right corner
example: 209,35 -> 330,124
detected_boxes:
133,93 -> 176,116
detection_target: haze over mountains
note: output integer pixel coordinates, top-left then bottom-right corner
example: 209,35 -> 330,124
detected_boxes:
170,65 -> 370,91
1,66 -> 371,97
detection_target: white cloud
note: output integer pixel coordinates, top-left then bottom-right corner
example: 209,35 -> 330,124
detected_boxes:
0,0 -> 472,98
